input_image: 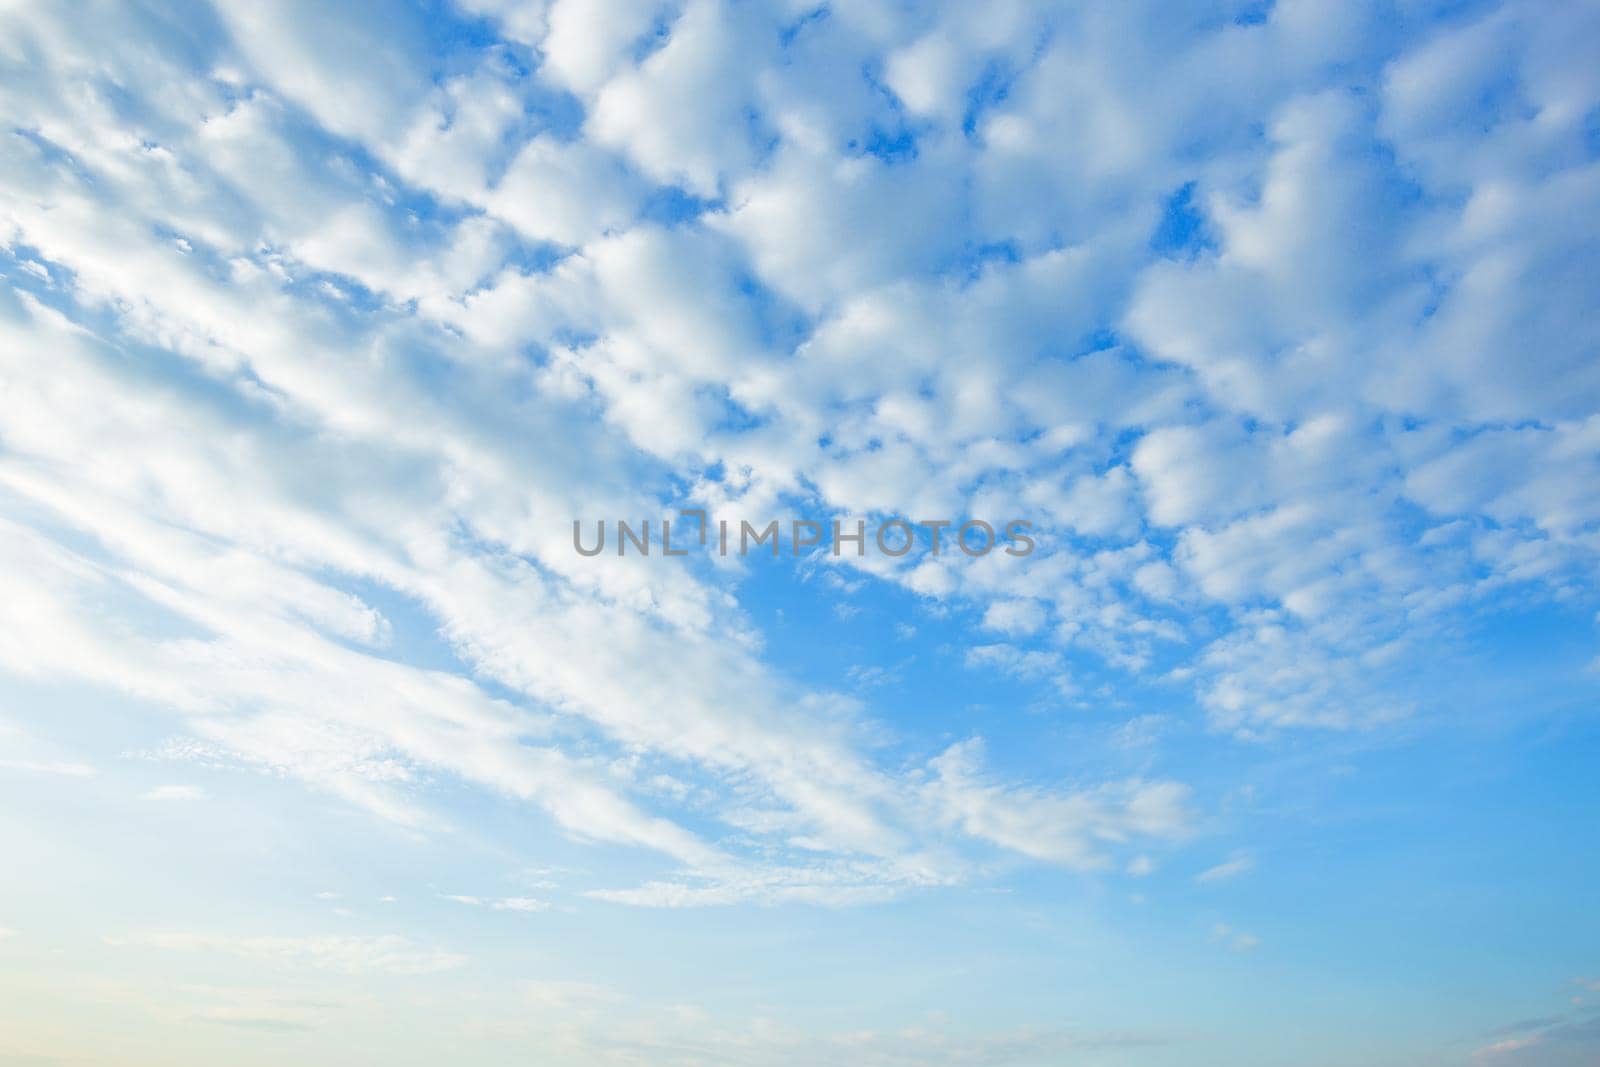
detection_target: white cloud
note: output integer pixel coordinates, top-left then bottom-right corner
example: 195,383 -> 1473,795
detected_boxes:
0,758 -> 96,778
211,0 -> 433,145
1196,853 -> 1255,884
142,785 -> 206,802
981,599 -> 1046,637
540,0 -> 669,96
444,895 -> 549,913
489,137 -> 643,246
492,897 -> 549,913
1210,922 -> 1260,953
587,0 -> 769,197
109,932 -> 466,975
964,643 -> 1073,697
923,739 -> 1192,869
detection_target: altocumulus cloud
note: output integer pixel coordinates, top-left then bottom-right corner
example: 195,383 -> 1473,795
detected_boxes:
0,0 -> 1596,923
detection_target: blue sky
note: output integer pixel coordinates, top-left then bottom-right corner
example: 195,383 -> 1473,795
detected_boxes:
1,0 -> 1598,1063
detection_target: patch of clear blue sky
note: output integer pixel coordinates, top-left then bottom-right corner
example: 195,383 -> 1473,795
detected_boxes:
729,545 -> 1600,1007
